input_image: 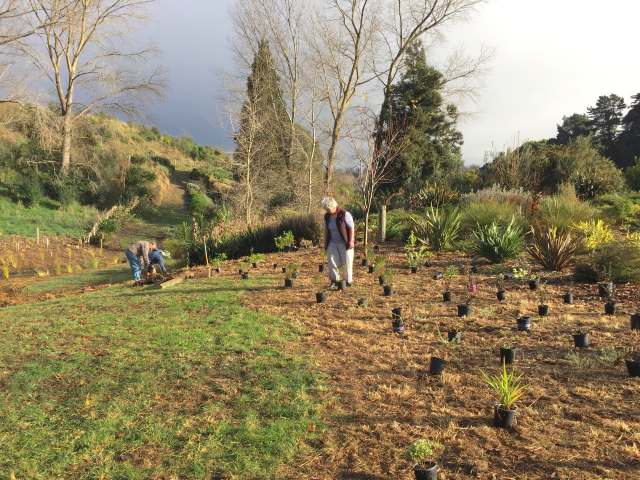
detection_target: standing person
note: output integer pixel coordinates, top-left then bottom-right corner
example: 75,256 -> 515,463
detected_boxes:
322,197 -> 355,288
125,240 -> 156,282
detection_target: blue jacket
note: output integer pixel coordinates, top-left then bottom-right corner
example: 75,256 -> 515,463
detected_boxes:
148,249 -> 167,272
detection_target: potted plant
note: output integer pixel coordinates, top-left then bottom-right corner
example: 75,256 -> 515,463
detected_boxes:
598,267 -> 613,298
443,265 -> 458,302
500,343 -> 516,364
457,293 -> 474,317
563,279 -> 574,304
496,275 -> 506,301
275,230 -> 295,252
631,313 -> 640,330
405,439 -> 442,480
404,231 -> 426,274
247,249 -> 265,268
334,260 -> 347,291
362,244 -> 373,267
284,262 -> 300,288
604,284 -> 616,315
314,277 -> 326,303
211,253 -> 226,273
447,322 -> 462,345
481,360 -> 527,428
372,255 -> 385,275
537,280 -> 549,317
466,269 -> 477,295
572,329 -> 589,348
391,307 -> 404,333
382,269 -> 395,296
516,315 -> 531,331
429,352 -> 447,375
528,274 -> 539,290
625,348 -> 640,377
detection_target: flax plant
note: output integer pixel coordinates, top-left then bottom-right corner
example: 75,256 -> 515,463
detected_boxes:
480,360 -> 527,410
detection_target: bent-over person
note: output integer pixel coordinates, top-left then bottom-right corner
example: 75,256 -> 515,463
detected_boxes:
125,240 -> 156,282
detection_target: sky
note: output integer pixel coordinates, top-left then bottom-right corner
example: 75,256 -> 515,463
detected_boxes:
141,0 -> 640,166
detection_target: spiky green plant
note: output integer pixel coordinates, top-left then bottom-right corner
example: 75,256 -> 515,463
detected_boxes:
418,206 -> 461,251
528,225 -> 584,271
480,360 -> 527,410
470,217 -> 526,264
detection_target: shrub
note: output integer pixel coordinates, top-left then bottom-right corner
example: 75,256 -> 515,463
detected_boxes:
536,194 -> 594,230
470,218 -> 526,264
97,218 -> 121,233
275,230 -> 295,251
528,225 -> 584,271
574,240 -> 640,284
592,193 -> 640,224
461,200 -> 528,233
17,172 -> 46,207
413,206 -> 461,251
573,219 -> 614,250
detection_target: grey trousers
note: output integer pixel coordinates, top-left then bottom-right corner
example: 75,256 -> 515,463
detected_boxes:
327,242 -> 354,283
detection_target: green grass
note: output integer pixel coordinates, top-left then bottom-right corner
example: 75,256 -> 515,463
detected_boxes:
0,277 -> 329,478
0,197 -> 99,238
26,265 -> 133,294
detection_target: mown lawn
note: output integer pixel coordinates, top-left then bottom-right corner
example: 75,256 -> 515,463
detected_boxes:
0,276 -> 330,479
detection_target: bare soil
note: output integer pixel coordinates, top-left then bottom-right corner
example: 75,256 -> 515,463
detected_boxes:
224,244 -> 640,479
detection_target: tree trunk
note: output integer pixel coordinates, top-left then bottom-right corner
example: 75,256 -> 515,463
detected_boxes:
324,113 -> 343,193
61,110 -> 73,172
364,211 -> 369,247
377,205 -> 386,244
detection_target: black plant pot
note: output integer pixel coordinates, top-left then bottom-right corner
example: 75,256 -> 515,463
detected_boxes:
379,275 -> 386,285
315,292 -> 326,303
626,359 -> 640,378
239,269 -> 245,275
429,357 -> 447,375
319,264 -> 326,272
383,285 -> 394,296
494,404 -> 516,428
497,291 -> 506,301
517,316 -> 531,331
337,280 -> 346,291
411,267 -> 419,274
443,292 -> 451,302
529,280 -> 538,290
500,347 -> 516,365
281,267 -> 288,274
424,261 -> 432,267
391,307 -> 402,320
362,258 -> 368,267
392,320 -> 404,334
598,282 -> 613,297
215,267 -> 221,273
369,265 -> 376,274
504,272 -> 514,280
457,304 -> 471,317
563,293 -> 573,304
283,246 -> 291,253
434,272 -> 444,280
605,302 -> 616,315
573,333 -> 589,348
448,331 -> 461,344
273,263 -> 280,269
284,279 -> 293,288
538,305 -> 549,317
252,262 -> 258,268
631,313 -> 640,330
471,266 -> 478,273
413,462 -> 437,480
374,245 -> 380,251
242,273 -> 249,280
357,298 -> 369,307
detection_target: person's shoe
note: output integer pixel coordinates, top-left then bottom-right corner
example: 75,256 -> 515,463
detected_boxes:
346,282 -> 353,287
328,281 -> 336,289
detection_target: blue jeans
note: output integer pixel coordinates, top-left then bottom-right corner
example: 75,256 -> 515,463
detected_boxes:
125,250 -> 142,281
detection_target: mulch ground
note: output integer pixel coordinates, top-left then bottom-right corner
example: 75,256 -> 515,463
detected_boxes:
224,243 -> 640,479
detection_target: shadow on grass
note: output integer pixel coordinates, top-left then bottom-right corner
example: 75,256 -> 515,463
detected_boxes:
26,266 -> 131,294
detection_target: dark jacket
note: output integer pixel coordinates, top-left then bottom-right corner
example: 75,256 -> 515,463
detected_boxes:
148,249 -> 167,272
324,207 -> 352,249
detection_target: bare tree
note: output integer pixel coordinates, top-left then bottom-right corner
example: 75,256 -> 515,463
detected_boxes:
310,0 -> 379,193
345,103 -> 411,246
20,0 -> 167,172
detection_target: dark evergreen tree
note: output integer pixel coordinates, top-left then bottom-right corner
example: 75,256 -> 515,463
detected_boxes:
551,113 -> 593,145
587,94 -> 626,160
618,93 -> 640,169
378,40 -> 463,193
